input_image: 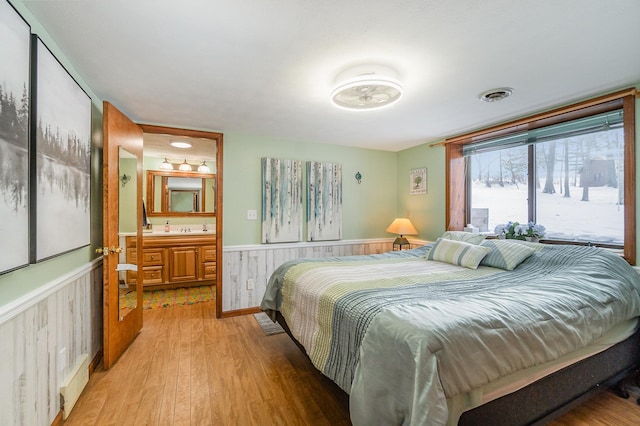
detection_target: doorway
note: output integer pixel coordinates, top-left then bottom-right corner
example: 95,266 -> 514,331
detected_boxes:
138,124 -> 223,319
102,102 -> 223,369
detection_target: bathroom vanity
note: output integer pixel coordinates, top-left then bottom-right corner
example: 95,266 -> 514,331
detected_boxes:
125,232 -> 216,289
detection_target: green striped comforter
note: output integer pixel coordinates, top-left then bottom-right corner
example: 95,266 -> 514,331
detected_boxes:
260,243 -> 640,425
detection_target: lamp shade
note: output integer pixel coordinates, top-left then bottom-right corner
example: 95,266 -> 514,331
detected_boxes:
159,158 -> 173,170
178,159 -> 192,171
386,218 -> 418,236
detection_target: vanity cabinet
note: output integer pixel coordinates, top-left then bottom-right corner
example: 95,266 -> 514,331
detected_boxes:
126,234 -> 216,289
168,246 -> 198,282
201,245 -> 217,279
141,248 -> 166,285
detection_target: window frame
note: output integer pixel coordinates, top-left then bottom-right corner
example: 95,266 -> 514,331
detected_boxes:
444,89 -> 637,264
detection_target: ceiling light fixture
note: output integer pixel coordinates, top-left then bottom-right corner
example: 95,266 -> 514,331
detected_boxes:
197,161 -> 210,173
171,141 -> 192,149
331,65 -> 404,111
178,159 -> 192,171
478,87 -> 514,103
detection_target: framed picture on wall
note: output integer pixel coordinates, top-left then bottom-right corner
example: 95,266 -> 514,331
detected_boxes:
410,167 -> 427,195
31,36 -> 92,262
0,0 -> 31,274
261,157 -> 303,243
307,161 -> 342,241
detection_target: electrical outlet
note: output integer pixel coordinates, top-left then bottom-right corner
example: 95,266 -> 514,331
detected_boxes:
247,210 -> 257,220
246,278 -> 255,290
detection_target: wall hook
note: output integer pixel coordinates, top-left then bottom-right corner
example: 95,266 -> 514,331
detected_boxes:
355,171 -> 362,184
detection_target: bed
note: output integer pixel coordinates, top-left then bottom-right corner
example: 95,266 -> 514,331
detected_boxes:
260,236 -> 640,425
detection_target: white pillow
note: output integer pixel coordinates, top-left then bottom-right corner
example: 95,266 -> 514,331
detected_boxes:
480,240 -> 536,270
426,238 -> 491,269
440,231 -> 486,245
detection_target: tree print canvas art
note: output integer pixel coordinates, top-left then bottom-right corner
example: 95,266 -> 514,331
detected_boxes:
33,36 -> 91,261
0,0 -> 30,273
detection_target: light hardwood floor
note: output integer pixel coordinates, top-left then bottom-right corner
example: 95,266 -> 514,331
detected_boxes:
64,301 -> 640,425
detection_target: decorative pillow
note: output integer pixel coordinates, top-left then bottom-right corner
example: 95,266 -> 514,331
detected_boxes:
440,231 -> 486,245
480,239 -> 536,270
426,238 -> 491,269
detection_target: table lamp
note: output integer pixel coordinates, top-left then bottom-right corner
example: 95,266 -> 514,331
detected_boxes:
386,218 -> 418,250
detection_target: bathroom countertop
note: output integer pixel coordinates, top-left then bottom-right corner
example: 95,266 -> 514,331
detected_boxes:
119,229 -> 216,237
146,230 -> 215,236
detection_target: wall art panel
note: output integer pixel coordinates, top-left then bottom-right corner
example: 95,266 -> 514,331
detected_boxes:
32,36 -> 91,261
307,161 -> 342,241
261,157 -> 303,243
0,0 -> 31,273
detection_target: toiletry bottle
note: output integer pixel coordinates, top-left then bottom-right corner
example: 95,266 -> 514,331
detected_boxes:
203,222 -> 207,231
165,220 -> 170,232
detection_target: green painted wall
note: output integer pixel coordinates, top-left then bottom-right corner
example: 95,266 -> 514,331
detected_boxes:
222,133 -> 398,246
395,143 -> 446,242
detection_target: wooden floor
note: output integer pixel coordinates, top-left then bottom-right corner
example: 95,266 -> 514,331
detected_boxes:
64,301 -> 640,425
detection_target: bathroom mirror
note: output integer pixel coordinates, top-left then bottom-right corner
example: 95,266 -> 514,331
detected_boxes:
118,147 -> 138,319
146,170 -> 216,217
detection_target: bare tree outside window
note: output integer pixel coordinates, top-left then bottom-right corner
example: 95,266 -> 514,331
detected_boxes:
469,123 -> 624,245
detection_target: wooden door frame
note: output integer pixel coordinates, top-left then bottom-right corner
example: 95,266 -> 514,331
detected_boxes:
138,124 -> 223,318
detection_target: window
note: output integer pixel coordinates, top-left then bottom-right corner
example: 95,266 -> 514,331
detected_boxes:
467,110 -> 625,244
468,144 -> 529,232
445,89 -> 636,263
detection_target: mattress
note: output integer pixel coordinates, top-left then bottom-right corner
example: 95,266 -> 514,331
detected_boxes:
446,317 -> 639,425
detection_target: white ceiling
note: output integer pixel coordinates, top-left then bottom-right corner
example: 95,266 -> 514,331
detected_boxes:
22,0 -> 640,152
143,132 -> 217,161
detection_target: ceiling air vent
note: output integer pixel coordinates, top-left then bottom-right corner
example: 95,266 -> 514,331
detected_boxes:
478,87 -> 513,103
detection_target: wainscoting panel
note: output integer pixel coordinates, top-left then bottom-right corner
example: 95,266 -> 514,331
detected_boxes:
222,239 -> 394,313
0,260 -> 103,426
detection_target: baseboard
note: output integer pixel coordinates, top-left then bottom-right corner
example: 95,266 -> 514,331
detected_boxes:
221,306 -> 261,318
61,354 -> 90,419
51,350 -> 102,426
51,409 -> 63,426
89,349 -> 103,375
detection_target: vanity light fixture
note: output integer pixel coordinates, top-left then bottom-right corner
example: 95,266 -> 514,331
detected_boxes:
170,141 -> 192,149
159,158 -> 173,170
197,161 -> 211,173
178,159 -> 192,171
